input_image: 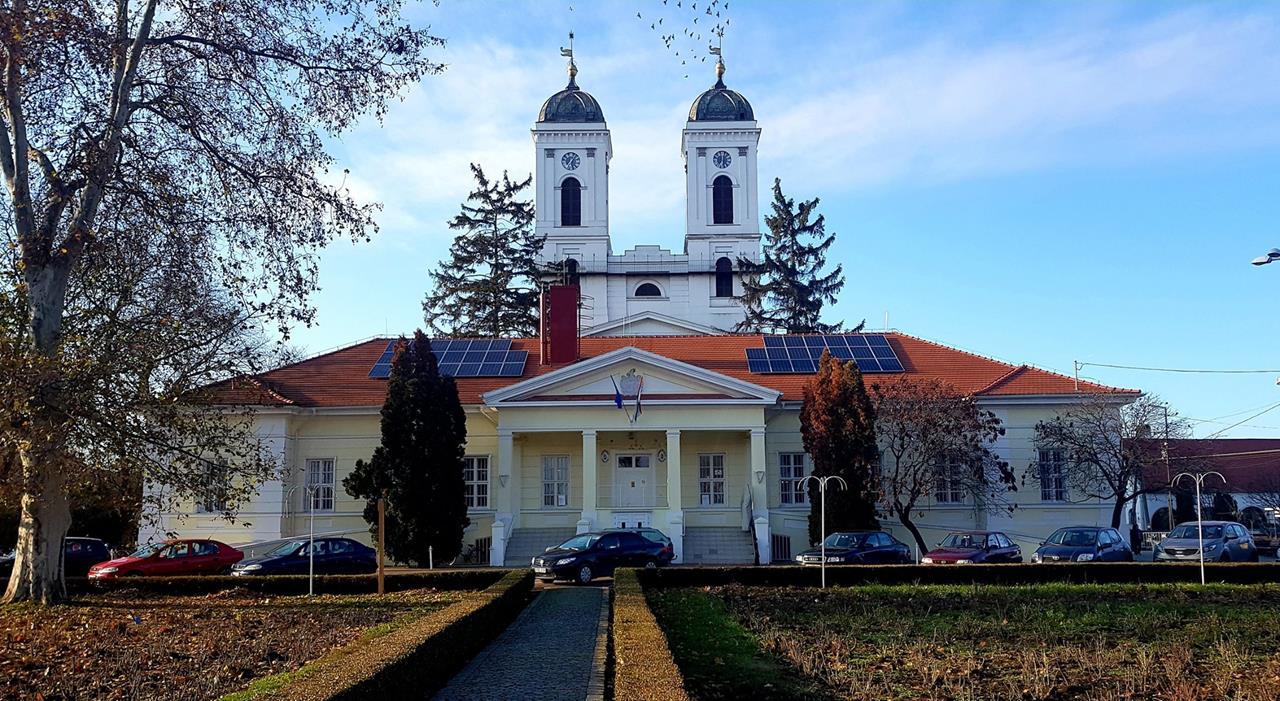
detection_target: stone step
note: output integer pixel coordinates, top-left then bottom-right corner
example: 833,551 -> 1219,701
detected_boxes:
504,527 -> 577,567
683,526 -> 756,565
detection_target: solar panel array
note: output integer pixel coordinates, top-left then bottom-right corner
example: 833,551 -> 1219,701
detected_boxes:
368,339 -> 529,379
745,334 -> 905,374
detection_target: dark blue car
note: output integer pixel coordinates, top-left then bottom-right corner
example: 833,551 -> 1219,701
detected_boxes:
230,537 -> 376,576
1032,526 -> 1133,563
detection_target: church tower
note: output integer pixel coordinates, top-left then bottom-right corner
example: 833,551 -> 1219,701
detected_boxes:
533,36 -> 612,279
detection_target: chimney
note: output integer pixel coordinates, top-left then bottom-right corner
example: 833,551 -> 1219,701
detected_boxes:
541,284 -> 580,364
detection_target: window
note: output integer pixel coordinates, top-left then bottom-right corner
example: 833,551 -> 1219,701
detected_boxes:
195,464 -> 229,513
616,454 -> 651,470
463,456 -> 490,509
330,539 -> 355,554
698,454 -> 726,506
934,456 -> 965,504
634,282 -> 662,297
560,178 -> 581,226
779,453 -> 807,505
194,541 -> 219,557
1037,448 -> 1068,502
712,175 -> 733,224
161,542 -> 191,559
542,455 -> 570,507
306,458 -> 336,512
714,257 -> 733,297
565,258 -> 580,287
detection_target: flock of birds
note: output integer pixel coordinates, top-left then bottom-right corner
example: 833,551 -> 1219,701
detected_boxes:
638,0 -> 734,80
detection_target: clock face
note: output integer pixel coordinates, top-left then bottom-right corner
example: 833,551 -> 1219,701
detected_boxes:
712,150 -> 732,169
561,152 -> 581,171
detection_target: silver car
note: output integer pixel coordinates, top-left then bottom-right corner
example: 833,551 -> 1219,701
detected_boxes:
1154,521 -> 1260,563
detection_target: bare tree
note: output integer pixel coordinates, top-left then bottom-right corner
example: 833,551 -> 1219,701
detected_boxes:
0,0 -> 443,603
1032,394 -> 1188,530
870,377 -> 1015,554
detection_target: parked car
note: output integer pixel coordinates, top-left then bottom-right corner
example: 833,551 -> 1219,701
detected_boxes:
607,527 -> 674,552
89,539 -> 243,580
1154,521 -> 1260,563
794,531 -> 912,566
922,531 -> 1022,564
532,530 -> 674,584
231,537 -> 376,576
1031,526 -> 1133,563
0,537 -> 111,578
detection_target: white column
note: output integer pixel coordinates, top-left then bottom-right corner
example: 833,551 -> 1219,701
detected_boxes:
579,430 -> 598,533
749,428 -> 770,564
491,430 -> 515,567
666,430 -> 685,563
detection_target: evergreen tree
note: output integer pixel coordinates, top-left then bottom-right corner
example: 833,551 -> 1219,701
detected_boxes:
424,164 -> 543,337
344,332 -> 469,565
800,351 -> 880,544
737,178 -> 849,334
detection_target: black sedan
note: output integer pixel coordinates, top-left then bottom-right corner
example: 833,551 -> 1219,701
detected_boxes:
231,537 -> 376,576
532,530 -> 674,584
794,531 -> 912,566
1032,526 -> 1134,563
0,537 -> 111,578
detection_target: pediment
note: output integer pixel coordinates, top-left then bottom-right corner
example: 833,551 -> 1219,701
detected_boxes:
582,312 -> 723,337
482,347 -> 779,406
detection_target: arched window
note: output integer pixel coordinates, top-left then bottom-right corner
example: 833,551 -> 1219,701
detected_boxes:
561,178 -> 581,227
712,175 -> 733,224
714,256 -> 733,297
1240,506 -> 1268,531
565,258 -> 580,287
634,282 -> 662,297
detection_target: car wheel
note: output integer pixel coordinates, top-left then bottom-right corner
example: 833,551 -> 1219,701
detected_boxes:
643,559 -> 658,571
1249,551 -> 1261,563
125,571 -> 142,577
576,564 -> 593,584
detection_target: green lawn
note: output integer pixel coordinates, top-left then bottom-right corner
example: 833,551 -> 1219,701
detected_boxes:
650,583 -> 1280,701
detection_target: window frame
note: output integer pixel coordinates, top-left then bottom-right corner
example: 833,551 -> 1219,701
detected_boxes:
712,175 -> 734,224
542,455 -> 571,508
778,452 -> 808,506
195,463 -> 230,514
1037,447 -> 1069,502
933,455 -> 965,504
560,177 -> 582,227
714,256 -> 733,297
305,457 -> 336,513
463,455 -> 491,511
697,453 -> 727,506
633,282 -> 663,298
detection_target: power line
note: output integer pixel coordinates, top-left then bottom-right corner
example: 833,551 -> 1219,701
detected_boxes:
1077,361 -> 1280,375
1204,402 -> 1280,440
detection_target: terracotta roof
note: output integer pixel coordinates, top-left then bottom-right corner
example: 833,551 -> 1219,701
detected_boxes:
1140,439 -> 1280,493
204,331 -> 1137,408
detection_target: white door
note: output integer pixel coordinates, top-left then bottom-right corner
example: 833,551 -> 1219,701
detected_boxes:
616,454 -> 652,508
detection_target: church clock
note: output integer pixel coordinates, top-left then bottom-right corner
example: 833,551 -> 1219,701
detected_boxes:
561,152 -> 581,170
712,150 -> 732,169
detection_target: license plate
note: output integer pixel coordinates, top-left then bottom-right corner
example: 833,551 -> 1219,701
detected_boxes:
533,567 -> 549,574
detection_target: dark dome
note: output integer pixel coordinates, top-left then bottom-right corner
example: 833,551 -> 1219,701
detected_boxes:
538,73 -> 605,124
688,65 -> 754,122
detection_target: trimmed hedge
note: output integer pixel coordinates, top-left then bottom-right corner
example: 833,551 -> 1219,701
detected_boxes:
251,569 -> 534,701
76,568 -> 508,596
613,569 -> 692,701
638,562 -> 1280,588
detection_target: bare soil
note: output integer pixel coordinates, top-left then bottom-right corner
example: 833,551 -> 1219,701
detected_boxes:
0,587 -> 457,701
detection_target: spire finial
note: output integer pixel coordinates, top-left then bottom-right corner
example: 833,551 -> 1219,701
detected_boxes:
709,37 -> 725,88
560,32 -> 578,88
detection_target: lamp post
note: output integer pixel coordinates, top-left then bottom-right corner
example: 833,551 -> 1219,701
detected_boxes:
799,474 -> 847,589
1172,471 -> 1225,585
302,484 -> 318,596
1252,248 -> 1280,266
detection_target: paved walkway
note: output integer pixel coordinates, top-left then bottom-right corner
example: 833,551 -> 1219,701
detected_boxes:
433,586 -> 609,701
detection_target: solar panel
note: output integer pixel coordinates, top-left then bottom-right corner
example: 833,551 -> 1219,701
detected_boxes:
367,340 -> 528,379
743,334 -> 905,375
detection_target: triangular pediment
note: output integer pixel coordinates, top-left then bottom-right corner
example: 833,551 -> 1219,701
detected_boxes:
582,312 -> 723,337
482,347 -> 780,406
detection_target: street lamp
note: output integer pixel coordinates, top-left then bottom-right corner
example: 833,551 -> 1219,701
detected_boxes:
302,484 -> 319,596
1172,470 -> 1225,585
798,474 -> 846,589
1252,248 -> 1280,266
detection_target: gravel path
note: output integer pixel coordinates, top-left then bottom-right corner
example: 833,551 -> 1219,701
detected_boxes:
433,586 -> 608,701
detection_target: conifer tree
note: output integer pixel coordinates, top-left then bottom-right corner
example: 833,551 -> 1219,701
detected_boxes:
424,164 -> 543,337
800,351 -> 880,544
737,178 -> 848,334
344,332 -> 469,565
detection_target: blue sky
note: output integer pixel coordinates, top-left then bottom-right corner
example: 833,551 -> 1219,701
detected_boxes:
304,0 -> 1280,437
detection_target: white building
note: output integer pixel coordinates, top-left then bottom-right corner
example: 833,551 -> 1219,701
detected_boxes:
147,50 -> 1142,565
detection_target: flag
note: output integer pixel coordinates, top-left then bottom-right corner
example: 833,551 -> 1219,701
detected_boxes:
633,376 -> 644,421
610,374 -> 624,409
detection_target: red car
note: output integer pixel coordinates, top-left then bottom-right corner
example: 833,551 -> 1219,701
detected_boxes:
921,530 -> 1022,564
89,539 -> 243,579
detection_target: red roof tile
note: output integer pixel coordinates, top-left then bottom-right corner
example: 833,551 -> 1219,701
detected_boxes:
205,332 -> 1137,408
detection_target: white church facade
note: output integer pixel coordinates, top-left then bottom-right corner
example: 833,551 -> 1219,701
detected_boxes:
147,50 -> 1143,567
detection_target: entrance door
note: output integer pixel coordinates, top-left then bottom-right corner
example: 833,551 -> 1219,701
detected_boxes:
616,454 -> 652,508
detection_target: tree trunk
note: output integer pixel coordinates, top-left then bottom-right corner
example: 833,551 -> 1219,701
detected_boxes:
896,505 -> 928,556
3,451 -> 71,604
1110,495 -> 1127,530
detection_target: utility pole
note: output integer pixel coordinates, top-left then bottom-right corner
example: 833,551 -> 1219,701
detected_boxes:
377,493 -> 386,595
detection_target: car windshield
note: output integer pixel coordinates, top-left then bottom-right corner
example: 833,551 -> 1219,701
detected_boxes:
128,542 -> 165,558
1169,525 -> 1224,540
1047,529 -> 1099,547
557,535 -> 600,551
823,533 -> 866,549
940,533 -> 985,549
266,540 -> 306,557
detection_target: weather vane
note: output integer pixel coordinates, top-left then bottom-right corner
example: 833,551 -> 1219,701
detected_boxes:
560,31 -> 577,85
